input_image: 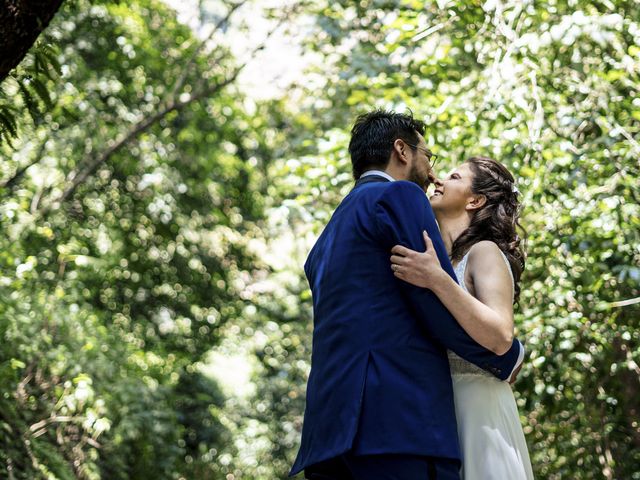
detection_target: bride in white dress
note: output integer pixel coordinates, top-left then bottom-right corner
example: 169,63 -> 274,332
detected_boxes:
390,156 -> 534,479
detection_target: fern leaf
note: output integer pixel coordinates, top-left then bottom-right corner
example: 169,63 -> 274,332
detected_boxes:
30,78 -> 53,109
18,82 -> 39,120
0,109 -> 18,138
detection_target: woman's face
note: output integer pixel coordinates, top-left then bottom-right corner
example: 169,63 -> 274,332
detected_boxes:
429,162 -> 475,215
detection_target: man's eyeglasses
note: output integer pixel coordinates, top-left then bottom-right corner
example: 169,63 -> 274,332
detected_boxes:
406,143 -> 438,167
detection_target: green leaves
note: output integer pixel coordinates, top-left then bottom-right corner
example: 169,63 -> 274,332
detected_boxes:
1,0 -> 639,478
0,41 -> 62,146
0,0 -> 284,477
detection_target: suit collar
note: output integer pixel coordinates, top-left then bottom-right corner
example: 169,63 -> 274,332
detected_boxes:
355,174 -> 392,188
361,170 -> 395,182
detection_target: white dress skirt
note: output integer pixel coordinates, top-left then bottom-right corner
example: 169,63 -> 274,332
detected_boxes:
448,252 -> 534,480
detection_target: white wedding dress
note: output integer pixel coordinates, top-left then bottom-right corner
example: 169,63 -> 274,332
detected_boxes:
448,251 -> 534,480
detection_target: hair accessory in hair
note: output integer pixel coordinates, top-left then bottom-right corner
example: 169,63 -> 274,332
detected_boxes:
512,183 -> 519,194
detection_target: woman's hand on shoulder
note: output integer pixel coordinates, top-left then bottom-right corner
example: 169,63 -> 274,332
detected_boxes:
390,231 -> 447,289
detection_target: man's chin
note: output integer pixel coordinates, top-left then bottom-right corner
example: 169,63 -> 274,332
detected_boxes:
409,177 -> 430,192
407,169 -> 431,192
406,179 -> 423,192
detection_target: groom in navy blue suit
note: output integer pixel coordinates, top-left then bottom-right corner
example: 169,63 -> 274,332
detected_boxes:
290,111 -> 524,479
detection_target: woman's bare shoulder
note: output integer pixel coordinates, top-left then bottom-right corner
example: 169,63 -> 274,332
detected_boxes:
467,241 -> 509,274
468,240 -> 503,258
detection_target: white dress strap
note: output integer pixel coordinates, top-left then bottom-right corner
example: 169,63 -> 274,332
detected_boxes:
452,253 -> 471,294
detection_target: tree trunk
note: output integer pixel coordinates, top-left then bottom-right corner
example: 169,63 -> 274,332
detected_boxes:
0,0 -> 65,81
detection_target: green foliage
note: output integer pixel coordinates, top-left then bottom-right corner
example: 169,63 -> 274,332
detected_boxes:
0,0 -> 280,477
1,0 -> 639,479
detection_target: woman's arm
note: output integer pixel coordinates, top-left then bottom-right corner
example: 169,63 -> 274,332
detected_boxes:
391,234 -> 514,355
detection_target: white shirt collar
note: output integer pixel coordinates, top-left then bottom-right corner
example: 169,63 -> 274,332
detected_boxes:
360,170 -> 395,182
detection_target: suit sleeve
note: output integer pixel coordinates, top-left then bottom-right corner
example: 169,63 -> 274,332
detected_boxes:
374,181 -> 522,380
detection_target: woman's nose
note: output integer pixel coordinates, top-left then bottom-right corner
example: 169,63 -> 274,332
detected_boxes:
434,178 -> 444,187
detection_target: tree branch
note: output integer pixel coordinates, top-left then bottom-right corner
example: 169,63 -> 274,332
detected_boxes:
169,0 -> 249,101
37,68 -> 244,218
29,415 -> 84,438
36,3 -> 295,218
0,137 -> 47,192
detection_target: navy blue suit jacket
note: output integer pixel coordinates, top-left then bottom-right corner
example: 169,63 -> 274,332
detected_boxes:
290,175 -> 522,476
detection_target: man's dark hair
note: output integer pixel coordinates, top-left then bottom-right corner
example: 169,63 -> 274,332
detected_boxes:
348,110 -> 426,179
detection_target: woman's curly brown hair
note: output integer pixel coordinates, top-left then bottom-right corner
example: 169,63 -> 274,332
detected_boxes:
450,156 -> 527,302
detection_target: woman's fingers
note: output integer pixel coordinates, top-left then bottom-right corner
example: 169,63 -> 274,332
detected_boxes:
391,244 -> 414,256
390,234 -> 439,288
390,254 -> 408,265
392,235 -> 435,257
422,230 -> 434,251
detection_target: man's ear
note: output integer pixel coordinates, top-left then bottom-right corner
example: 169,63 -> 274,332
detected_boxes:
466,194 -> 487,211
392,138 -> 410,166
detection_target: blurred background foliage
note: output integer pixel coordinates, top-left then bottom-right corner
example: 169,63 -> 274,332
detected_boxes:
0,0 -> 638,479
